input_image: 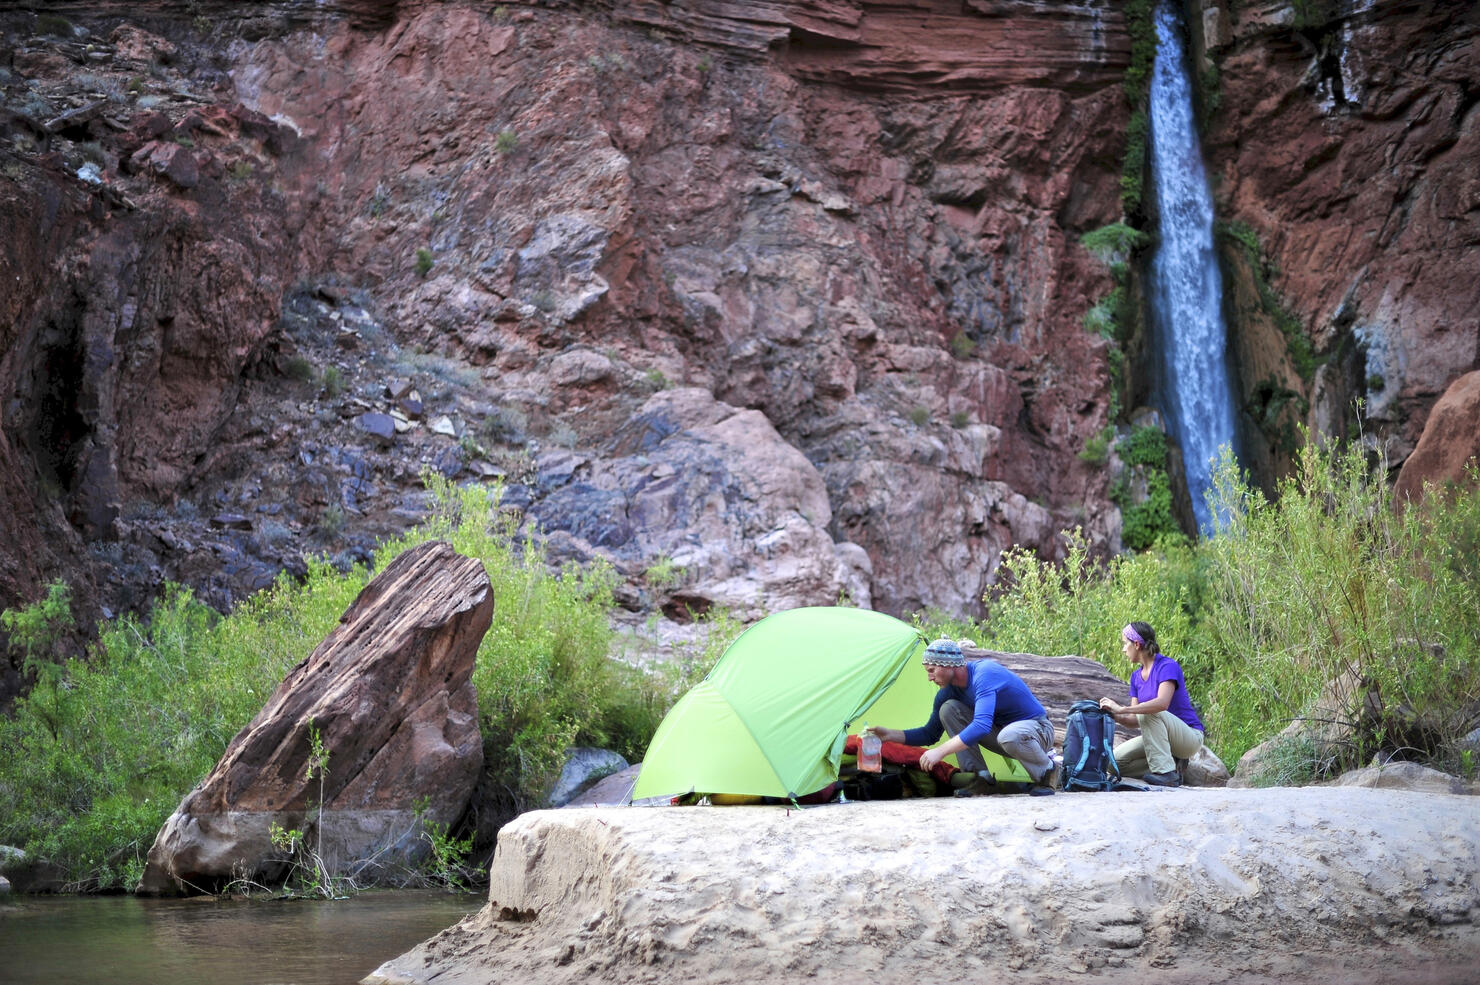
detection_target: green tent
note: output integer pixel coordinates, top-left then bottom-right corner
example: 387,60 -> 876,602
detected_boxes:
632,606 -> 1029,801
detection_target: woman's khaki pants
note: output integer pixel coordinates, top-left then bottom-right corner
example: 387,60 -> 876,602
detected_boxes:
1114,710 -> 1203,776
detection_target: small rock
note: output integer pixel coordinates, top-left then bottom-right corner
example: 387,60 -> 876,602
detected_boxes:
397,391 -> 424,419
429,415 -> 457,437
357,412 -> 396,446
210,513 -> 253,531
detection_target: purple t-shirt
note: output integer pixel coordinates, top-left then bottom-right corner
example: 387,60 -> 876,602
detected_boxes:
1129,653 -> 1204,732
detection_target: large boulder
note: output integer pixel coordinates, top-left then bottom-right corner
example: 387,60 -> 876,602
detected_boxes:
138,540 -> 491,894
1395,370 -> 1480,504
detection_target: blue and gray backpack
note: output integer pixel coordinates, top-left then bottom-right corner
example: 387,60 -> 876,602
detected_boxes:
1060,700 -> 1121,791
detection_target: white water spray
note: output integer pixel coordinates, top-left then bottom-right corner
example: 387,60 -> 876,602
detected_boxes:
1146,0 -> 1238,532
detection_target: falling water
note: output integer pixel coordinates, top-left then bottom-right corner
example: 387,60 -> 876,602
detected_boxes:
1146,0 -> 1238,533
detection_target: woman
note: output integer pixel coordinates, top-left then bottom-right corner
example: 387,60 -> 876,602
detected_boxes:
1099,621 -> 1205,787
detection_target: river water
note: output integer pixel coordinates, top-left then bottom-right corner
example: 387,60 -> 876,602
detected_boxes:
0,891 -> 475,985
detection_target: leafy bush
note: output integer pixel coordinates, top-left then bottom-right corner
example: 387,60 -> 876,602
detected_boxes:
414,248 -> 434,278
1115,425 -> 1167,468
1078,426 -> 1114,465
1119,470 -> 1176,551
1200,445 -> 1480,772
0,476 -> 707,890
1080,223 -> 1150,265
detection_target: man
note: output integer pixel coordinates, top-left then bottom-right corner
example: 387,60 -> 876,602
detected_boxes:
869,638 -> 1059,796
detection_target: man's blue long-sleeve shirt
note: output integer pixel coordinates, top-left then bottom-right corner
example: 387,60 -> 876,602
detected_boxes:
901,660 -> 1046,748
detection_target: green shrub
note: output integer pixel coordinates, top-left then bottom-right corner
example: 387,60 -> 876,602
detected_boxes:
1120,469 -> 1176,551
1078,426 -> 1114,465
414,248 -> 434,278
1200,445 -> 1480,772
494,129 -> 518,154
949,331 -> 975,360
908,406 -> 930,427
1115,425 -> 1167,468
0,477 -> 707,890
980,528 -> 1208,702
950,410 -> 971,429
1080,223 -> 1150,265
283,355 -> 315,382
36,13 -> 72,36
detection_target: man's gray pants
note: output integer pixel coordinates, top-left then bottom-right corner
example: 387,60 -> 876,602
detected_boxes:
941,698 -> 1055,783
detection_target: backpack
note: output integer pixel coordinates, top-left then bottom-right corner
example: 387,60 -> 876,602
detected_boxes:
1059,700 -> 1121,791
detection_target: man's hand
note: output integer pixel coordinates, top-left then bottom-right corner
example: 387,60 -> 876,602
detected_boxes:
919,746 -> 945,771
866,725 -> 905,744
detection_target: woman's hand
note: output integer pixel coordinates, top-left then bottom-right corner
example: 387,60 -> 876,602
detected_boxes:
1099,697 -> 1124,714
919,746 -> 945,771
866,725 -> 905,744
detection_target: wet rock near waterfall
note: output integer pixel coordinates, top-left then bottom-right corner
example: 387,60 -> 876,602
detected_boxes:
137,540 -> 492,895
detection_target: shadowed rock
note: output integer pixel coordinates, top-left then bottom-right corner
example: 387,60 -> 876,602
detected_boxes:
138,540 -> 491,894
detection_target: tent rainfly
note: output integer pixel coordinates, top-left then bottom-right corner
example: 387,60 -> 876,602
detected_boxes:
633,606 -> 1029,802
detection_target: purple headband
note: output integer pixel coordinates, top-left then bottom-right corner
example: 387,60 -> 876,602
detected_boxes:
1122,625 -> 1146,647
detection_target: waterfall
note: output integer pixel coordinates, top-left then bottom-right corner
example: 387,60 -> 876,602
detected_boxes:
1146,0 -> 1238,533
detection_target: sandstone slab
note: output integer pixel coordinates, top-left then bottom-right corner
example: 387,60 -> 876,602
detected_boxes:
366,787 -> 1480,985
1395,370 -> 1480,504
138,540 -> 491,894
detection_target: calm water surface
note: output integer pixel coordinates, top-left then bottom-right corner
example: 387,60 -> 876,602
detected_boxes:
0,890 -> 477,985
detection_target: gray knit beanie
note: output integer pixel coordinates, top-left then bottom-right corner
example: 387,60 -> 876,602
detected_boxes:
922,638 -> 965,667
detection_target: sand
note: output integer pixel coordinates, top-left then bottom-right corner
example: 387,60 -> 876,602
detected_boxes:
364,786 -> 1480,985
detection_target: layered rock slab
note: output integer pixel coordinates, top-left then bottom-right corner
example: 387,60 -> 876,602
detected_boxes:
366,788 -> 1480,985
139,540 -> 491,894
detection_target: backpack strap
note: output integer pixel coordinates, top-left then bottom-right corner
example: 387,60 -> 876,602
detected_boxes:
1101,712 -> 1121,778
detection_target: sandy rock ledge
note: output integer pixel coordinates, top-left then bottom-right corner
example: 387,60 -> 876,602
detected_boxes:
366,788 -> 1480,985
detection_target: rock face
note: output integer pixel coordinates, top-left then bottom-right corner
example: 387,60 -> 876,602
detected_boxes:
1195,0 -> 1480,477
2,0 -> 1477,700
365,789 -> 1480,985
0,0 -> 1130,663
137,540 -> 491,894
1394,370 -> 1480,504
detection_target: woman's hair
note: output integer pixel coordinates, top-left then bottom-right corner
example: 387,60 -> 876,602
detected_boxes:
1128,621 -> 1160,654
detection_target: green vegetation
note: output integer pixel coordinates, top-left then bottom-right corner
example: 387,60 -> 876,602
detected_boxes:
1115,424 -> 1167,468
644,555 -> 681,590
283,355 -> 315,383
1078,425 -> 1114,465
0,478 -> 734,891
1107,425 -> 1179,550
950,410 -> 971,430
642,368 -> 670,392
1119,110 -> 1150,215
908,406 -> 930,427
414,248 -> 434,278
914,444 -> 1480,777
1078,223 -> 1150,421
949,331 -> 975,360
264,719 -> 346,898
1216,220 -> 1317,380
494,128 -> 518,154
36,13 -> 73,37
